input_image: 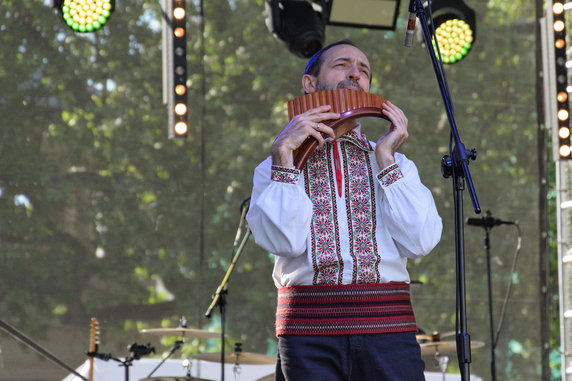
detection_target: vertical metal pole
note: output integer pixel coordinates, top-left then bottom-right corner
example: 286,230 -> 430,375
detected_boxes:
537,0 -> 552,379
161,0 -> 174,130
557,160 -> 572,381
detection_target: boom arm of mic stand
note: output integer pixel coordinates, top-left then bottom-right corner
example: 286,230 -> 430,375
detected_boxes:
204,226 -> 251,318
204,207 -> 251,318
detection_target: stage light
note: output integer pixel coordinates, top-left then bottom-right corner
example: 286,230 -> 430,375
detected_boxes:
559,127 -> 571,139
265,0 -> 326,58
175,103 -> 187,116
173,6 -> 185,20
429,0 -> 476,64
174,121 -> 189,136
175,84 -> 186,96
54,0 -> 114,33
174,27 -> 185,38
264,0 -> 400,58
553,0 -> 571,159
162,0 -> 189,139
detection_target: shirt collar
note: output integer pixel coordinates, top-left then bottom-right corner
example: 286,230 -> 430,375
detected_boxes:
337,124 -> 374,152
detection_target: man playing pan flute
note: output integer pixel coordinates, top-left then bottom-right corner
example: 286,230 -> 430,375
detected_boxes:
246,40 -> 442,381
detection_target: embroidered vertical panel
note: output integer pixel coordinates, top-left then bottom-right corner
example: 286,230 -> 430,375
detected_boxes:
342,142 -> 381,283
304,144 -> 344,285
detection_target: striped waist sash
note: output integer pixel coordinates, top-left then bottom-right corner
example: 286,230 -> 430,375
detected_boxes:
276,282 -> 417,336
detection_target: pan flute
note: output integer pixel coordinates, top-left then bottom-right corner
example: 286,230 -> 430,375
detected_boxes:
287,89 -> 389,169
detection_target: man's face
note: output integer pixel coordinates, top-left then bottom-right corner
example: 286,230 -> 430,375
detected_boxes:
312,44 -> 372,93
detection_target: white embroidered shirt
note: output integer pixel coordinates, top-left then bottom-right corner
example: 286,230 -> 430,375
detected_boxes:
246,128 -> 443,288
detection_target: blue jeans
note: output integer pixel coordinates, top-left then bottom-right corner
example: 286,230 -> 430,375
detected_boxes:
276,331 -> 425,381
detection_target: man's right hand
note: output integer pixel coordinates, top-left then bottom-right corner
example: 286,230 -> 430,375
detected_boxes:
271,105 -> 339,167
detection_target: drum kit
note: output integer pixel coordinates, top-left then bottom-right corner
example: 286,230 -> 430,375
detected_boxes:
134,325 -> 485,381
136,324 -> 275,381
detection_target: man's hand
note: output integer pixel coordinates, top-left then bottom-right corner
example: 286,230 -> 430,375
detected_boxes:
272,105 -> 339,167
376,101 -> 408,169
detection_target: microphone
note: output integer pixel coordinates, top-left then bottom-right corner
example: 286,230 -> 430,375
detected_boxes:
404,0 -> 417,47
466,216 -> 515,228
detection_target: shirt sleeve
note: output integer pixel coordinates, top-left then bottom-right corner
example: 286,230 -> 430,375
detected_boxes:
246,157 -> 313,257
376,155 -> 443,258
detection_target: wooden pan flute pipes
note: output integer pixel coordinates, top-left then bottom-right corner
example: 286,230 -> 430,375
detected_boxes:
287,89 -> 389,169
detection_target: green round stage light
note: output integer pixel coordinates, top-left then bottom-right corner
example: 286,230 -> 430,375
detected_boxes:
57,0 -> 115,33
432,19 -> 474,64
428,0 -> 477,65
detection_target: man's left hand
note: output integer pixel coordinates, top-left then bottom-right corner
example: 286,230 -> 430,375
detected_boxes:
375,101 -> 408,169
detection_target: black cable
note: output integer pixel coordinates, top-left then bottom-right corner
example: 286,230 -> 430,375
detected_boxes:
493,223 -> 523,347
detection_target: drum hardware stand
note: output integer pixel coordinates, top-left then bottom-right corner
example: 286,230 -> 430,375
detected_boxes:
145,316 -> 188,378
205,198 -> 251,381
232,342 -> 243,381
435,352 -> 450,381
408,1 -> 481,380
182,358 -> 193,377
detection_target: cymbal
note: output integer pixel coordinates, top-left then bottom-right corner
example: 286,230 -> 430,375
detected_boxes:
140,327 -> 220,339
139,377 -> 212,381
193,351 -> 276,365
416,331 -> 455,343
420,340 -> 484,356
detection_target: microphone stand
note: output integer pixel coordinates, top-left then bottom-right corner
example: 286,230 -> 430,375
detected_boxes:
409,1 -> 481,380
469,210 -> 500,381
204,198 -> 251,381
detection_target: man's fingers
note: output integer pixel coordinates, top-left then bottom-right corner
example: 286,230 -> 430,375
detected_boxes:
308,128 -> 326,147
315,123 -> 336,139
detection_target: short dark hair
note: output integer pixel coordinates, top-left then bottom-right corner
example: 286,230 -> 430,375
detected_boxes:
303,39 -> 359,77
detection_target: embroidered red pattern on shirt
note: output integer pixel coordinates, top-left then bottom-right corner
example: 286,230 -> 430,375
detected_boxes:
377,163 -> 404,187
341,141 -> 381,283
271,165 -> 301,184
304,144 -> 343,285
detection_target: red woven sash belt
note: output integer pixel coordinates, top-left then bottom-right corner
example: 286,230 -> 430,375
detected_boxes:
276,282 -> 417,336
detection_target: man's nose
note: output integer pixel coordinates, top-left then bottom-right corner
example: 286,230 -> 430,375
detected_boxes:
347,65 -> 361,80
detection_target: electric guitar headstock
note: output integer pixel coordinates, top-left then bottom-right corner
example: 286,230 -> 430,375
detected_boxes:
88,317 -> 99,381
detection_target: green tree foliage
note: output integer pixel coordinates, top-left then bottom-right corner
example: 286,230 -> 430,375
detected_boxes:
0,0 -> 550,379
